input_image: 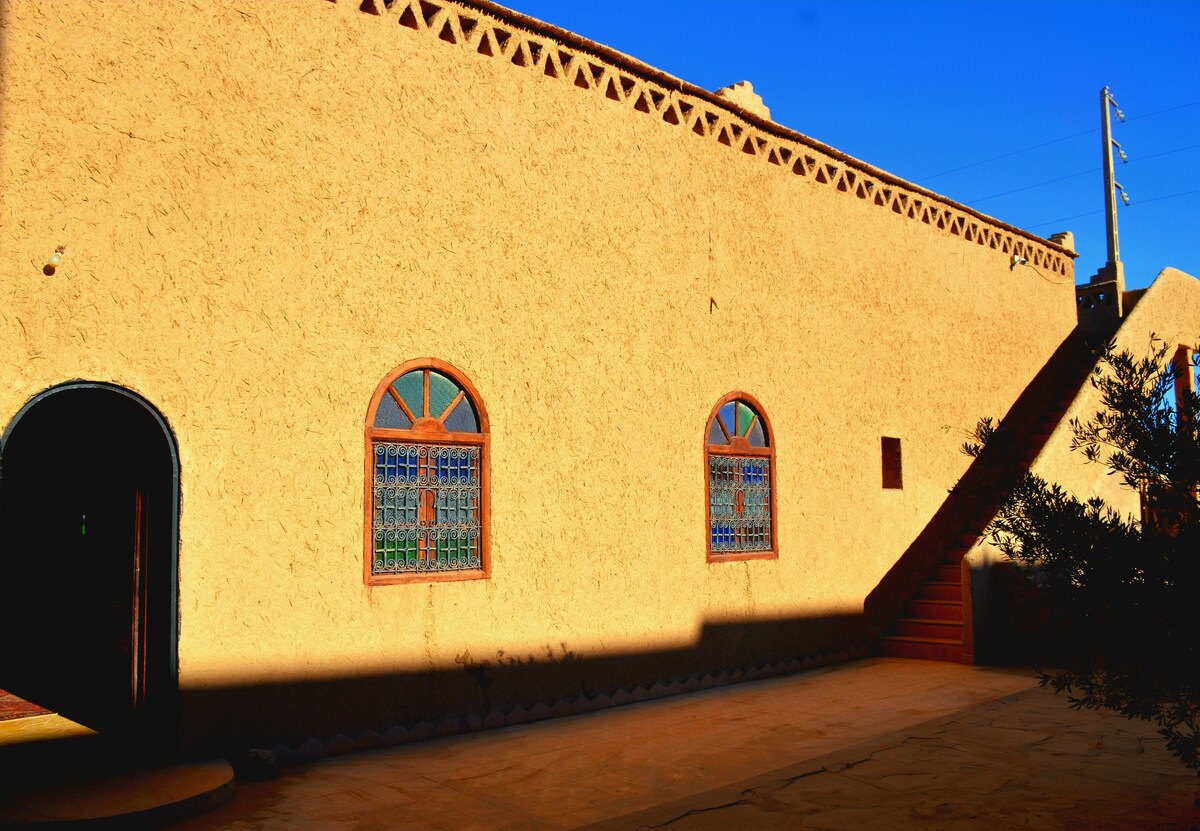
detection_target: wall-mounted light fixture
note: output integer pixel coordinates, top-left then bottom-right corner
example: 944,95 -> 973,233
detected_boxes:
43,245 -> 65,276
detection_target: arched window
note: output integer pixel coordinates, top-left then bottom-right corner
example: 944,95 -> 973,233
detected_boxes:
365,359 -> 489,584
705,392 -> 776,562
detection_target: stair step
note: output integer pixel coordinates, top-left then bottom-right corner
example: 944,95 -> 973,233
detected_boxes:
879,635 -> 965,663
894,617 -> 964,639
944,551 -> 975,567
907,599 -> 963,621
881,633 -> 962,645
931,564 -> 960,583
916,581 -> 961,601
873,332 -> 1096,669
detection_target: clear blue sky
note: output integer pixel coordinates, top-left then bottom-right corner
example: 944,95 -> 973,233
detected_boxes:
511,0 -> 1200,290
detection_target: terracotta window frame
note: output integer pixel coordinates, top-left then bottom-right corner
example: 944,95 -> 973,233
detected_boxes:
705,391 -> 778,563
1172,345 -> 1196,414
364,358 -> 491,586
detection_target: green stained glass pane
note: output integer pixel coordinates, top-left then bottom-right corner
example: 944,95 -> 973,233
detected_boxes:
428,371 -> 460,420
393,371 -> 424,418
736,402 -> 754,436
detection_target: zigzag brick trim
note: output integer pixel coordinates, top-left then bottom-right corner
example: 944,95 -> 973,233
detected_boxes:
268,643 -> 870,763
331,0 -> 1075,276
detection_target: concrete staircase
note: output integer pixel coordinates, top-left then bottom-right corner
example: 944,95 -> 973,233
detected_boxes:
879,550 -> 971,663
871,330 -> 1100,664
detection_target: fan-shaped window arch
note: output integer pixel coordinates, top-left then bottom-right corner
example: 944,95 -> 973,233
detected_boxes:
365,358 -> 489,584
705,392 -> 776,562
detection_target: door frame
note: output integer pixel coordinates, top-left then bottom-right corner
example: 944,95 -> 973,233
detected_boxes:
1,380 -> 181,736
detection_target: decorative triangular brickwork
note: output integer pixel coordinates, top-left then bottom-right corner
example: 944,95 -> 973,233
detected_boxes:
331,0 -> 1074,277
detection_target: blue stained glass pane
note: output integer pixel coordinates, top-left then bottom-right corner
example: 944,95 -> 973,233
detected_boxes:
435,450 -> 459,482
374,393 -> 413,429
443,397 -> 480,433
747,418 -> 766,447
707,419 -> 726,445
719,403 -> 736,439
744,461 -> 762,484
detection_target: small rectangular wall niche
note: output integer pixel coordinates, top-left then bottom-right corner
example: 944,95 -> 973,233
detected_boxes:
881,437 -> 903,489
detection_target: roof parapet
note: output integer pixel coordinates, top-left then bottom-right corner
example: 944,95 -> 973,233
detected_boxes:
714,81 -> 770,122
1048,231 -> 1075,254
338,0 -> 1076,274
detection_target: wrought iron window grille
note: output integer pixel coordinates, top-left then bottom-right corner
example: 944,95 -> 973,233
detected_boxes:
705,393 -> 777,561
365,360 -> 490,583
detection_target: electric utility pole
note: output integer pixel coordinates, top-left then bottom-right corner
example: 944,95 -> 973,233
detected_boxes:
1099,86 -> 1127,289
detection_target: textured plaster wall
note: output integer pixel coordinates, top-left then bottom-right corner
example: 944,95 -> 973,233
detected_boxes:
2,0 -> 1077,736
1033,268 -> 1200,515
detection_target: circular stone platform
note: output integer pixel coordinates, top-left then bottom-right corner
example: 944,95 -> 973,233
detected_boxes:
0,759 -> 234,828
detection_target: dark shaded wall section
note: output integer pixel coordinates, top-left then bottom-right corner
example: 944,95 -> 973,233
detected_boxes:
182,611 -> 865,754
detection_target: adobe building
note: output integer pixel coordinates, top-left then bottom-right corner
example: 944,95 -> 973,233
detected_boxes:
1,0 -> 1197,759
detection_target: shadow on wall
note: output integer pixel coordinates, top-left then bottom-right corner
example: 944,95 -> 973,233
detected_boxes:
179,611 -> 867,756
865,328 -> 1102,654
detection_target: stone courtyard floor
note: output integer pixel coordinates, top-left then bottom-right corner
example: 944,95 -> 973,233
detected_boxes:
164,657 -> 1198,831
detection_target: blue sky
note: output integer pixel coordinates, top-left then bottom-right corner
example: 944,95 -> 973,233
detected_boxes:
510,0 -> 1200,290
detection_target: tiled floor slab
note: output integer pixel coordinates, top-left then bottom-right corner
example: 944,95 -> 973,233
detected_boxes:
587,682 -> 1200,831
175,658 -> 1037,830
16,657 -> 1193,829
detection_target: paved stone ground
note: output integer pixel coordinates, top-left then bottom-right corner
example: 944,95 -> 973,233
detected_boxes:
172,658 -> 1040,830
7,659 -> 1196,829
584,687 -> 1200,831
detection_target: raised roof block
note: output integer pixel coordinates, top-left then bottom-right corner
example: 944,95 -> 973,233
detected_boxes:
714,80 -> 770,121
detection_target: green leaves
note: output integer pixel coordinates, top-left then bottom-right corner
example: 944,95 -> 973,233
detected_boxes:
970,337 -> 1200,775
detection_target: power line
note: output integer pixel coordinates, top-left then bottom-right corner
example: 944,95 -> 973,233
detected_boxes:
964,141 -> 1200,205
1124,187 -> 1200,207
914,129 -> 1094,184
1024,188 -> 1200,230
1127,141 -> 1200,163
966,168 -> 1093,204
915,98 -> 1200,184
1125,99 -> 1200,122
1024,209 -> 1104,231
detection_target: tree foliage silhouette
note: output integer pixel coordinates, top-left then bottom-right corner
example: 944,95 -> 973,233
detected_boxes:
966,337 -> 1200,772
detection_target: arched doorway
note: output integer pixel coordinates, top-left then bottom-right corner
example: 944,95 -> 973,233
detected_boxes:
0,383 -> 179,741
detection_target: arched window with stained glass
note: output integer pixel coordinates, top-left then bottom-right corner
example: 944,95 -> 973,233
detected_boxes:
365,359 -> 489,584
705,392 -> 776,562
